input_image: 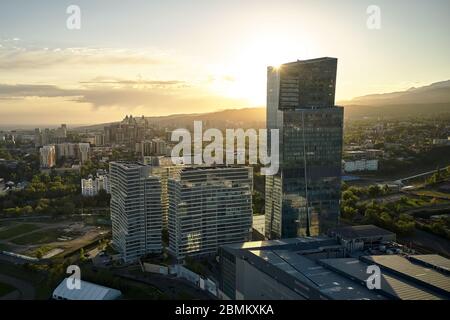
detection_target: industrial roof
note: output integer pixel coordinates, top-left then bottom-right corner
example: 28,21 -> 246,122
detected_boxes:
319,258 -> 446,300
223,236 -> 336,251
361,255 -> 450,297
53,279 -> 122,300
408,254 -> 450,275
329,225 -> 395,240
222,236 -> 450,300
247,249 -> 385,300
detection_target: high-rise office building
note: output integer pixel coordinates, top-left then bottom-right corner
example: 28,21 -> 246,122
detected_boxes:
39,145 -> 56,168
265,57 -> 343,239
167,166 -> 253,261
109,162 -> 162,263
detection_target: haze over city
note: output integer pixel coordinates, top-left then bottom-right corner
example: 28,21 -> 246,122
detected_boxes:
1,0 -> 449,126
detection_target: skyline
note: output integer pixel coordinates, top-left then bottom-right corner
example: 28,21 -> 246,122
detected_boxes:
1,0 -> 449,126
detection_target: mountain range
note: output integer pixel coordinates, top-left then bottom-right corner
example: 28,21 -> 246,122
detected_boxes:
339,80 -> 450,106
75,80 -> 450,130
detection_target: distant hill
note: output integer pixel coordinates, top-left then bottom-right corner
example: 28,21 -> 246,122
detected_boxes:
339,80 -> 450,106
339,80 -> 450,119
343,103 -> 450,120
74,107 -> 266,131
75,80 -> 450,130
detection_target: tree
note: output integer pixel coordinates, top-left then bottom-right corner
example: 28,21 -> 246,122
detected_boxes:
341,181 -> 349,192
21,205 -> 33,215
342,206 -> 357,219
368,185 -> 382,198
79,248 -> 87,262
380,212 -> 392,228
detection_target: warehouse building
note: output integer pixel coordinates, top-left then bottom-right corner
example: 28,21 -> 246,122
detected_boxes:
219,236 -> 450,300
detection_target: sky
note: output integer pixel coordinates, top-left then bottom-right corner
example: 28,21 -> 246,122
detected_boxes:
0,0 -> 449,126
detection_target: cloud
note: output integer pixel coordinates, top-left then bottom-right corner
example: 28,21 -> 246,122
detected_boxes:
0,80 -> 242,112
0,41 -> 171,70
0,83 -> 83,98
79,77 -> 188,89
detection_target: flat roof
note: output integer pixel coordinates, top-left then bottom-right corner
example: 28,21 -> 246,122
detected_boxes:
247,249 -> 384,300
408,255 -> 450,274
319,258 -> 445,300
361,255 -> 450,296
281,57 -> 337,66
329,225 -> 395,239
222,236 -> 336,251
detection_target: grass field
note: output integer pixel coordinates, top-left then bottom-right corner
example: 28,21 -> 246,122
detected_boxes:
0,224 -> 40,240
11,228 -> 62,245
0,281 -> 16,296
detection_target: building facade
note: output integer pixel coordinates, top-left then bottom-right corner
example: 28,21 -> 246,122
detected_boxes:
265,57 -> 343,239
78,143 -> 90,164
104,115 -> 149,147
219,236 -> 450,300
39,145 -> 56,168
109,162 -> 162,263
81,172 -> 110,196
167,166 -> 253,261
54,142 -> 91,164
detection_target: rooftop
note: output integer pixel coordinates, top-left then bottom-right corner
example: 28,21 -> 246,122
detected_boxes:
222,237 -> 450,300
408,254 -> 450,275
361,255 -> 450,297
53,279 -> 122,300
321,255 -> 450,300
329,225 -> 395,240
223,237 -> 384,300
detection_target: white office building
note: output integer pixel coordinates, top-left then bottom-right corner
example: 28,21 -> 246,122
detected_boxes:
110,162 -> 162,263
168,166 -> 253,261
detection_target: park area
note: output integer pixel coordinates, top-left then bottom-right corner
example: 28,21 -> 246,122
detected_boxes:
0,219 -> 110,259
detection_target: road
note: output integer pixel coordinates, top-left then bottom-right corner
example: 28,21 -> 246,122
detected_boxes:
116,270 -> 216,300
395,166 -> 450,184
0,274 -> 36,300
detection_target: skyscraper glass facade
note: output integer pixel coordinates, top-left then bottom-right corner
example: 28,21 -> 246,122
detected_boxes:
265,58 -> 343,238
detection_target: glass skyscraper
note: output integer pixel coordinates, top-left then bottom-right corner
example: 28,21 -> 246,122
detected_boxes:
265,57 -> 343,239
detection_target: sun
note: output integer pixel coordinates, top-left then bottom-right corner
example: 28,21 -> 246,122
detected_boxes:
207,32 -> 316,105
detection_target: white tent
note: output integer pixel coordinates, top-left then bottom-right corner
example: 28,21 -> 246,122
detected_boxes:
53,278 -> 122,300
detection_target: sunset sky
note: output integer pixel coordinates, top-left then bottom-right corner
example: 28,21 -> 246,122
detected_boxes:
0,0 -> 449,126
